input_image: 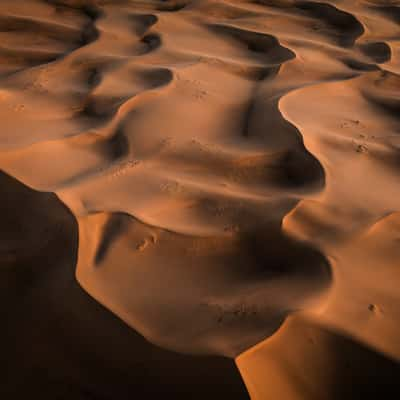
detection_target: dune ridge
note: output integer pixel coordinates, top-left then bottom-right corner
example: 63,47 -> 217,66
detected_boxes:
0,0 -> 399,398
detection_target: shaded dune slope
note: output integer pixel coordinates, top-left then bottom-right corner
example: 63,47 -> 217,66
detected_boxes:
0,171 -> 249,399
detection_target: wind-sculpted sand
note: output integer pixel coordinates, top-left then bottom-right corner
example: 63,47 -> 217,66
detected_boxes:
1,0 -> 400,399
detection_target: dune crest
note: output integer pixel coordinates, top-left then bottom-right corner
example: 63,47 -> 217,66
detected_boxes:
0,0 -> 399,398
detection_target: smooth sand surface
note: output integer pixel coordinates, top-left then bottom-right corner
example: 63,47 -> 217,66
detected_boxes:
0,0 -> 399,398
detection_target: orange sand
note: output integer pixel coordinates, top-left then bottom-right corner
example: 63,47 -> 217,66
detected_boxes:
0,1 -> 399,398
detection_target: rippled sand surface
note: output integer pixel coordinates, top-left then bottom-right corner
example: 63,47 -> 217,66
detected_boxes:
1,1 -> 400,399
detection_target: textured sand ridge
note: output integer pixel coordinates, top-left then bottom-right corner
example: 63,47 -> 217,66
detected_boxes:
0,0 -> 399,399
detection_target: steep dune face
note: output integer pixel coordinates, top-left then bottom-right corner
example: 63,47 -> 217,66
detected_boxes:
0,171 -> 249,399
0,0 -> 399,398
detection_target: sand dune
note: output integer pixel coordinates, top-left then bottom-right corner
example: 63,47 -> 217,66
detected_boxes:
0,171 -> 248,399
1,0 -> 399,398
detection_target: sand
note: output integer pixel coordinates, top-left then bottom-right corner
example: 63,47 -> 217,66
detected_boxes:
0,0 -> 399,398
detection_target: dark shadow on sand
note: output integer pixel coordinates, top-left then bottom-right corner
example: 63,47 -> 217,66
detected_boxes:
0,171 -> 249,400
